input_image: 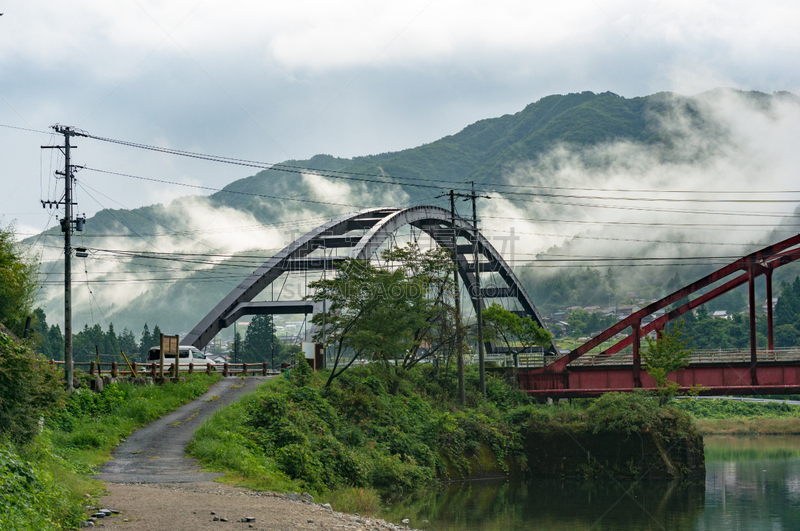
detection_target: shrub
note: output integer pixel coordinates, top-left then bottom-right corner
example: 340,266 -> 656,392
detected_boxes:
0,331 -> 65,444
587,392 -> 662,434
0,443 -> 83,530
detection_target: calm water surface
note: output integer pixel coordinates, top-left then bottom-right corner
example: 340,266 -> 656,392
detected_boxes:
380,436 -> 800,530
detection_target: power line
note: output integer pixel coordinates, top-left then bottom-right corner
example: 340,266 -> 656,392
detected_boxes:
81,130 -> 800,196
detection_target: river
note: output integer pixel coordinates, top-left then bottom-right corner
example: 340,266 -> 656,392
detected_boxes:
379,436 -> 800,530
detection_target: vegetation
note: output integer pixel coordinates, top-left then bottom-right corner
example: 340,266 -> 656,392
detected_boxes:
674,397 -> 800,435
242,315 -> 286,366
642,324 -> 694,405
0,326 -> 220,531
483,303 -> 552,361
190,359 -> 703,513
0,330 -> 65,445
0,223 -> 38,337
308,244 -> 457,392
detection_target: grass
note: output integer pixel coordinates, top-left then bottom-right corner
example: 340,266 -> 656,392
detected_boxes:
1,373 -> 221,531
695,417 -> 800,435
673,397 -> 800,434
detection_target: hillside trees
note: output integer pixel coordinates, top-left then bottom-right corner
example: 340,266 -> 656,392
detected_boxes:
309,243 -> 457,392
31,307 -> 64,360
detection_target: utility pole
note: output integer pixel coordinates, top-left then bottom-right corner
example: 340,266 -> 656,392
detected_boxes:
449,190 -> 465,405
470,181 -> 487,399
42,125 -> 87,393
438,185 -> 490,400
270,314 -> 275,371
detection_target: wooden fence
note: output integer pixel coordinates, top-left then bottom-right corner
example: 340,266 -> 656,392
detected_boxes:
50,360 -> 280,378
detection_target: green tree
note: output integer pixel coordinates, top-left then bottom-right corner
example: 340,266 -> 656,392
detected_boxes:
233,330 -> 243,363
242,314 -> 284,366
151,325 -> 163,345
0,330 -> 65,444
139,323 -> 152,358
309,243 -> 456,393
0,223 -> 39,336
642,324 -> 694,405
118,327 -> 138,358
482,303 -> 552,365
776,277 -> 800,328
30,307 -> 64,360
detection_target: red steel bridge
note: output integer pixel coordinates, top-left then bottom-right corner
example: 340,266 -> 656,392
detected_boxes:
520,234 -> 800,398
181,205 -> 800,398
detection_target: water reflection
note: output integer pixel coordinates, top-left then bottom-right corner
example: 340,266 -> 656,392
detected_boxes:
698,436 -> 800,531
380,436 -> 800,531
381,476 -> 704,530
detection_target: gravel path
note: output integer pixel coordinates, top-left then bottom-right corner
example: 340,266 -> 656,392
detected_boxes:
95,482 -> 417,531
90,376 -> 420,531
96,376 -> 268,483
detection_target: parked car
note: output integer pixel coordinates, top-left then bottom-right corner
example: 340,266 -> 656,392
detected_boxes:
147,345 -> 216,371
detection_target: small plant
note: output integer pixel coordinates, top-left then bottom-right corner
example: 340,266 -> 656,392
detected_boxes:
292,353 -> 314,387
642,324 -> 693,405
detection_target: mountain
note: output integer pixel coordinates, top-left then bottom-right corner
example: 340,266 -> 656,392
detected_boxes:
28,89 -> 800,335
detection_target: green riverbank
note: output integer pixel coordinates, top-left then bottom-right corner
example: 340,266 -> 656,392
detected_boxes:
673,398 -> 800,435
188,360 -> 704,514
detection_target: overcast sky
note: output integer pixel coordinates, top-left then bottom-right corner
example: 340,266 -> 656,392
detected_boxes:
2,0 -> 799,238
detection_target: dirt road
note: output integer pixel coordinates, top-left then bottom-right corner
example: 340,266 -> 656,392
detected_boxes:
91,377 -> 416,531
96,376 -> 267,484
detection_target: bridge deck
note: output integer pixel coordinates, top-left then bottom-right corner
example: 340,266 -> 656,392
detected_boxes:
516,348 -> 800,398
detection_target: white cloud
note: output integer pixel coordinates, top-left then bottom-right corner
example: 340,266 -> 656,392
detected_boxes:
488,90 -> 800,264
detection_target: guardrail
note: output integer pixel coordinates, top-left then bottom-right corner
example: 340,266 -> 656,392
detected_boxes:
566,347 -> 800,367
50,360 -> 281,378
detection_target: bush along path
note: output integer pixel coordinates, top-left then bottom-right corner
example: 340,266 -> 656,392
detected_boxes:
188,356 -> 705,515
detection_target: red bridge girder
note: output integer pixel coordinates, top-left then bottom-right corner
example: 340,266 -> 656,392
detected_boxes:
520,362 -> 800,398
522,233 -> 800,395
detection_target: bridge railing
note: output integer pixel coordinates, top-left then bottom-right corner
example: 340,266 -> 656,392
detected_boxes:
565,347 -> 800,367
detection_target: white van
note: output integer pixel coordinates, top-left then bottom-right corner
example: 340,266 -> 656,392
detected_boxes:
147,345 -> 216,371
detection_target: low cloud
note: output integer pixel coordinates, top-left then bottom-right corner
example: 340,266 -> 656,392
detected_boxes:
486,90 -> 800,277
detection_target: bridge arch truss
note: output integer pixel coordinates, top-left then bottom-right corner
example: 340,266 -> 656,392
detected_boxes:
182,205 -> 556,353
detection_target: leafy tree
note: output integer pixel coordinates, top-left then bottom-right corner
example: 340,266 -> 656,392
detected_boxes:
482,303 -> 552,365
775,324 -> 800,348
642,324 -> 694,405
309,243 -> 456,393
0,330 -> 65,444
566,309 -> 617,337
242,314 -> 284,366
0,223 -> 39,336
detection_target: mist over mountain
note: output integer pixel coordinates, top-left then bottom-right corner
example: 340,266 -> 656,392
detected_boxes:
29,89 -> 800,337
